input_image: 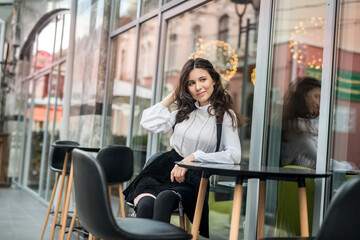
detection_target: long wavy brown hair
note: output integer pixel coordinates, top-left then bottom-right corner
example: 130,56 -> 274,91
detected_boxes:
174,58 -> 245,128
282,76 -> 321,137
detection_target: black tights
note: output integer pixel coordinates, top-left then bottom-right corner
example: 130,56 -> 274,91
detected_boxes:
136,190 -> 180,223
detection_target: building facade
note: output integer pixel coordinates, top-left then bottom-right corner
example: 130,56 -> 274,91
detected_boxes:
0,0 -> 359,239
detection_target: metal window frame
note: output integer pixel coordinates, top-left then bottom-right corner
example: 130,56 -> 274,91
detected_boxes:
312,0 -> 339,233
244,1 -> 274,239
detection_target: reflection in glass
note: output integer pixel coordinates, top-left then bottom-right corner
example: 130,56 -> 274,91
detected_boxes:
141,0 -> 158,16
281,77 -> 321,169
330,0 -> 360,191
104,28 -> 137,146
132,17 -> 158,174
40,65 -> 64,198
162,0 -> 173,4
265,0 -> 326,238
30,39 -> 37,74
61,13 -> 70,58
266,0 -> 326,169
36,20 -> 56,71
53,14 -> 64,62
26,75 -> 50,191
112,0 -> 139,30
53,13 -> 70,61
13,82 -> 29,183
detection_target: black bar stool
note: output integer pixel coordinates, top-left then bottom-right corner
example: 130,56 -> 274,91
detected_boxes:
97,145 -> 134,218
40,140 -> 79,240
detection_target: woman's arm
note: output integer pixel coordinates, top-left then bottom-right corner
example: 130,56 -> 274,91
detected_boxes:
171,112 -> 241,183
140,90 -> 177,133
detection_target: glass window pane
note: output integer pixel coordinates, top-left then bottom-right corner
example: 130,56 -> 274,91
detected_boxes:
160,0 -> 259,164
53,15 -> 64,62
162,0 -> 172,5
159,0 -> 260,238
265,0 -> 326,237
13,81 -> 29,183
330,0 -> 360,191
112,0 -> 139,30
30,39 -> 37,74
140,0 -> 158,16
267,0 -> 326,169
26,74 -> 50,191
36,20 -> 56,71
61,13 -> 71,58
40,65 -> 64,198
132,17 -> 158,174
104,28 -> 137,146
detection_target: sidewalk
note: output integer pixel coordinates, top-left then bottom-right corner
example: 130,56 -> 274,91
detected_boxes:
0,186 -> 233,240
0,186 -> 85,240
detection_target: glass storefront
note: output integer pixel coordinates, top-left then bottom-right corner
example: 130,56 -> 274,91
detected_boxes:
6,0 -> 360,239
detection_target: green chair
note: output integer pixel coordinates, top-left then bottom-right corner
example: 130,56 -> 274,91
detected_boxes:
274,165 -> 315,237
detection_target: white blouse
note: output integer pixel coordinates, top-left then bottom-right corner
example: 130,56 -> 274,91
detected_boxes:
140,102 -> 241,164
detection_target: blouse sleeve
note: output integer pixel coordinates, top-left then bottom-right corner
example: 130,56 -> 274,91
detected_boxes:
140,103 -> 177,133
192,112 -> 241,164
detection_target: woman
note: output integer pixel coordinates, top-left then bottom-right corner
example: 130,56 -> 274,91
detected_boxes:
123,58 -> 244,238
281,76 -> 321,168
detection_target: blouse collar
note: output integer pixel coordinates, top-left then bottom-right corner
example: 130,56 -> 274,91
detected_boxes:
194,101 -> 212,115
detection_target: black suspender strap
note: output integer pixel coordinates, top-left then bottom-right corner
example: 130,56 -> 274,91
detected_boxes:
216,123 -> 222,152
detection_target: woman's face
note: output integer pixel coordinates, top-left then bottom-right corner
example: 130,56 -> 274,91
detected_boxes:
305,87 -> 321,116
187,68 -> 215,106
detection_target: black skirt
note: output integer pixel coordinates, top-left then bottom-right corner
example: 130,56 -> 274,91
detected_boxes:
123,149 -> 209,238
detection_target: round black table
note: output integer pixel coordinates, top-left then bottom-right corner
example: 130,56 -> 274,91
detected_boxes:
177,162 -> 332,240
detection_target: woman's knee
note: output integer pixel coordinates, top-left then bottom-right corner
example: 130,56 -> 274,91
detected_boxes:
153,190 -> 180,222
136,196 -> 155,219
156,190 -> 180,205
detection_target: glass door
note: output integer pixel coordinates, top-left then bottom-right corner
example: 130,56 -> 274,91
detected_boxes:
23,73 -> 51,192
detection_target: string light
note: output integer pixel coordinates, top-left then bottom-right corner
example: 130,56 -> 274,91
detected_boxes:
251,67 -> 256,86
288,16 -> 325,69
189,38 -> 238,82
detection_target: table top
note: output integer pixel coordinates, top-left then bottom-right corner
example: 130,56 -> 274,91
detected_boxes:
177,162 -> 332,181
334,169 -> 360,175
51,143 -> 100,152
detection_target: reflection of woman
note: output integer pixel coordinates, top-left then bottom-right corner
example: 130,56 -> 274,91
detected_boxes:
123,58 -> 244,237
280,77 -> 321,169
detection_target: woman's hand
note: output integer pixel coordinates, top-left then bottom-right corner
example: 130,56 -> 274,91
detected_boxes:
160,89 -> 176,107
170,154 -> 195,183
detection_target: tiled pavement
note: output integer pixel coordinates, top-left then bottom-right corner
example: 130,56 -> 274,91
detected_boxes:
0,185 -> 239,240
0,186 -> 86,240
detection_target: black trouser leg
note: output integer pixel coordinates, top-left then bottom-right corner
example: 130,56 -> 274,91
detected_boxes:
153,190 -> 180,223
136,196 -> 155,219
